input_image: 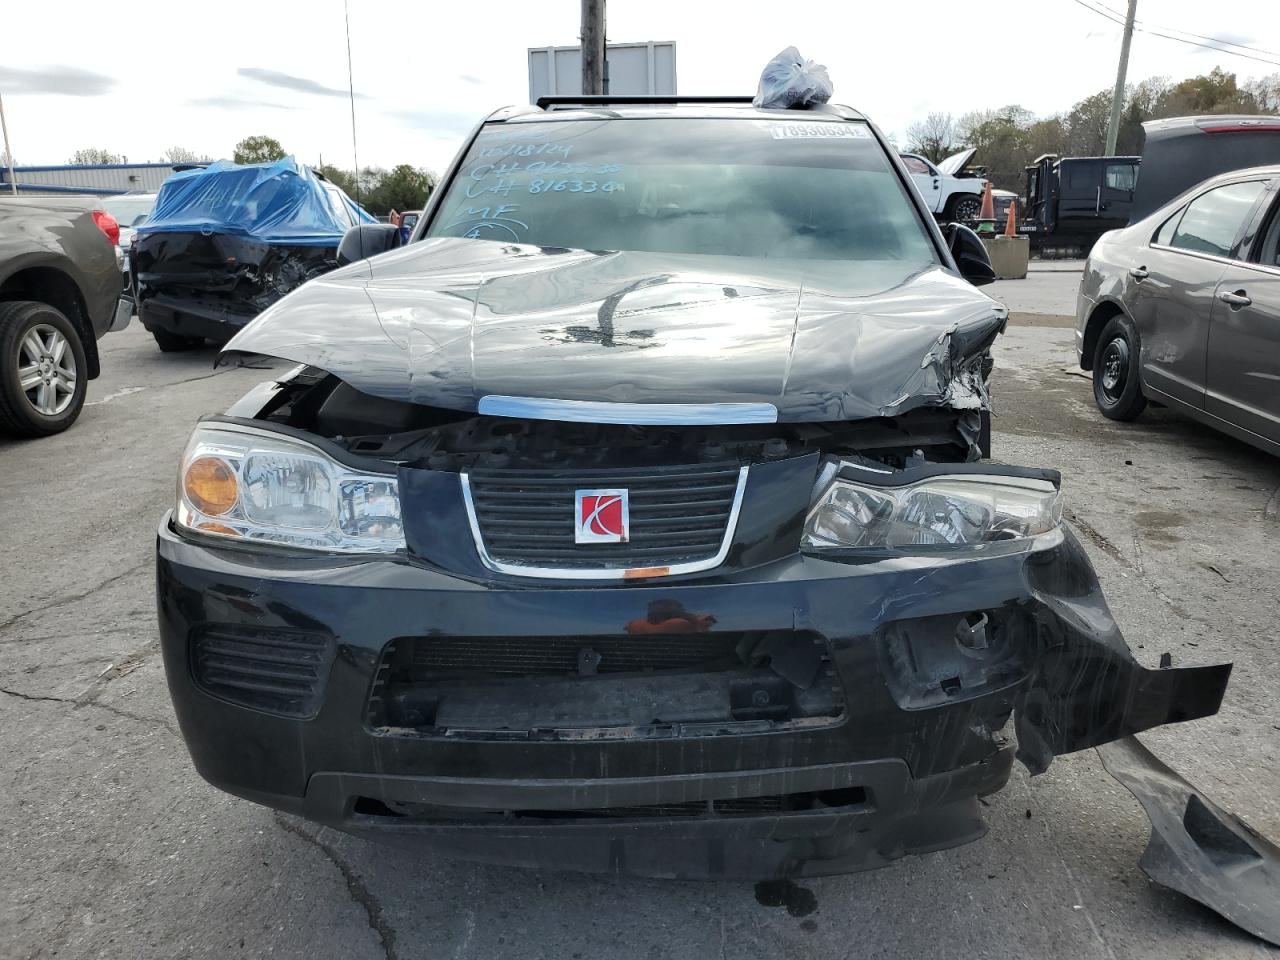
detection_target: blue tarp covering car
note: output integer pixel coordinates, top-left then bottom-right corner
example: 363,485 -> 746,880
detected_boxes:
131,157 -> 373,351
139,157 -> 374,246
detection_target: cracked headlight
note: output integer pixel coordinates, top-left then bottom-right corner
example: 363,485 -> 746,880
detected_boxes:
175,423 -> 404,553
803,472 -> 1061,550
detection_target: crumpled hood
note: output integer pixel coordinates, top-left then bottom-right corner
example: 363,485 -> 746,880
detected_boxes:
223,236 -> 1006,422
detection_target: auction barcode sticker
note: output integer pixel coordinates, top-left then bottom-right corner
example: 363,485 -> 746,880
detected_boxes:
770,124 -> 871,139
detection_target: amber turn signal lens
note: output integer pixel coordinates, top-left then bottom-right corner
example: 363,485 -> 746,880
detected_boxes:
196,521 -> 240,537
184,457 -> 237,516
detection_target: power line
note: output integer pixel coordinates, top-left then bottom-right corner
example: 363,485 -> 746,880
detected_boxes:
1088,0 -> 1280,60
1068,0 -> 1280,68
1068,0 -> 1126,28
1139,26 -> 1280,68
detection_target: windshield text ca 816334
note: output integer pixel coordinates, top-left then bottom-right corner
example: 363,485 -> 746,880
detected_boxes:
426,117 -> 938,265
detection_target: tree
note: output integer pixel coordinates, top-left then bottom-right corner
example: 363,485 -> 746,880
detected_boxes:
1243,73 -> 1280,114
1154,67 -> 1256,117
164,146 -> 205,163
310,163 -> 436,215
905,112 -> 955,163
1025,116 -> 1067,160
232,135 -> 286,165
1064,89 -> 1113,156
956,106 -> 1036,191
903,66 -> 1275,196
316,163 -> 359,197
69,148 -> 121,165
364,164 -> 436,215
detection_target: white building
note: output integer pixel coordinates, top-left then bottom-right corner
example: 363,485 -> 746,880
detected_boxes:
0,162 -> 181,197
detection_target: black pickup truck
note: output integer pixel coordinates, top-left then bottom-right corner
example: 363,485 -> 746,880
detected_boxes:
0,197 -> 131,436
1020,154 -> 1141,255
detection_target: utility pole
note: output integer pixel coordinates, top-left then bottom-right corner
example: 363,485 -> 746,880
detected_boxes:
580,0 -> 606,96
1104,0 -> 1138,156
0,90 -> 17,195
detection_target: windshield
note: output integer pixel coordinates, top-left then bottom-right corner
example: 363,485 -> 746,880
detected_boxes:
102,195 -> 155,228
426,117 -> 937,264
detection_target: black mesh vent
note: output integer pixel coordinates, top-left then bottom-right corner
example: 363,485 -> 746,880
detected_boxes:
400,632 -> 746,680
466,462 -> 742,570
191,625 -> 333,718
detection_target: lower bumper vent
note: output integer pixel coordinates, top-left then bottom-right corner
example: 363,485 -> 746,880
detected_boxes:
366,631 -> 844,737
356,787 -> 870,822
191,624 -> 334,718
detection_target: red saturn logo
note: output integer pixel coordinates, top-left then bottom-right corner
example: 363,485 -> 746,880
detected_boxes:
575,489 -> 630,544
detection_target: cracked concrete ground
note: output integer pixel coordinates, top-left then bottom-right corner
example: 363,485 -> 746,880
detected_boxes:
2,291 -> 1279,959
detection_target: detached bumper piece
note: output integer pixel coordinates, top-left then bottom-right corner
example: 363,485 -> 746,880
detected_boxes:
1099,736 -> 1280,948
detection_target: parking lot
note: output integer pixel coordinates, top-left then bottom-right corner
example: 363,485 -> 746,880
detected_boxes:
2,263 -> 1278,960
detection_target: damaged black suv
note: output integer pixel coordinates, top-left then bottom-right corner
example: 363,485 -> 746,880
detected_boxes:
157,96 -> 1230,878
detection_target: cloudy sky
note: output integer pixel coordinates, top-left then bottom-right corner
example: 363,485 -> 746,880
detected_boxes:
3,0 -> 1278,173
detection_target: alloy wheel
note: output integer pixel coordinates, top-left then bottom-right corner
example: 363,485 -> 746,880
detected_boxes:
16,323 -> 78,416
954,196 -> 982,221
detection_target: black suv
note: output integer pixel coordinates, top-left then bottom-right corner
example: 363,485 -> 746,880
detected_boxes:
156,96 -> 1229,878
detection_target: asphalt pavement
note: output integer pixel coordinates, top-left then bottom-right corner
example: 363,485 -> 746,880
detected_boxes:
2,271 -> 1279,960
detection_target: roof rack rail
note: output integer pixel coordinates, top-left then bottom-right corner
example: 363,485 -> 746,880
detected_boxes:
536,95 -> 755,110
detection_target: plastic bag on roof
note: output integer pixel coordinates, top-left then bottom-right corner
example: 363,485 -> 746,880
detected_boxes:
752,47 -> 833,110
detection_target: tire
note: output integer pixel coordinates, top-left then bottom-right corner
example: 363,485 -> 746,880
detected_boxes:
0,300 -> 90,438
151,328 -> 205,352
947,193 -> 982,222
1091,313 -> 1148,421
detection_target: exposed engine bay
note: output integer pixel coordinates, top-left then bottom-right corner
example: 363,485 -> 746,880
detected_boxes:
250,371 -> 991,470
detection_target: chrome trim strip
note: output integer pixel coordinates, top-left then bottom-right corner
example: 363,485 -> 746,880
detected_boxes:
477,396 -> 778,425
460,466 -> 750,580
1148,243 -> 1243,269
1148,243 -> 1280,280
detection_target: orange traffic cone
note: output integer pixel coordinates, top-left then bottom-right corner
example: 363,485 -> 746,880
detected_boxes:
1004,197 -> 1018,237
979,182 -> 995,220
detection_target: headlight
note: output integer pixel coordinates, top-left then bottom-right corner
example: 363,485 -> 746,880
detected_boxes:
175,423 -> 404,553
803,472 -> 1061,551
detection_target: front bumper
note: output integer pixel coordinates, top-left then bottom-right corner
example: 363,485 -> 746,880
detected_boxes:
156,517 -> 1230,878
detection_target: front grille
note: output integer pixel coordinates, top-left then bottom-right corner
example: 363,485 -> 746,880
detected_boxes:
464,462 -> 744,571
401,633 -> 746,680
191,625 -> 333,718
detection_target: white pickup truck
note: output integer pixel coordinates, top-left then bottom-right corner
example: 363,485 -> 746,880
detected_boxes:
899,148 -> 986,221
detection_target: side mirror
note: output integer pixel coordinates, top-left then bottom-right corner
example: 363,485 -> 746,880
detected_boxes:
336,224 -> 402,266
942,223 -> 996,286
